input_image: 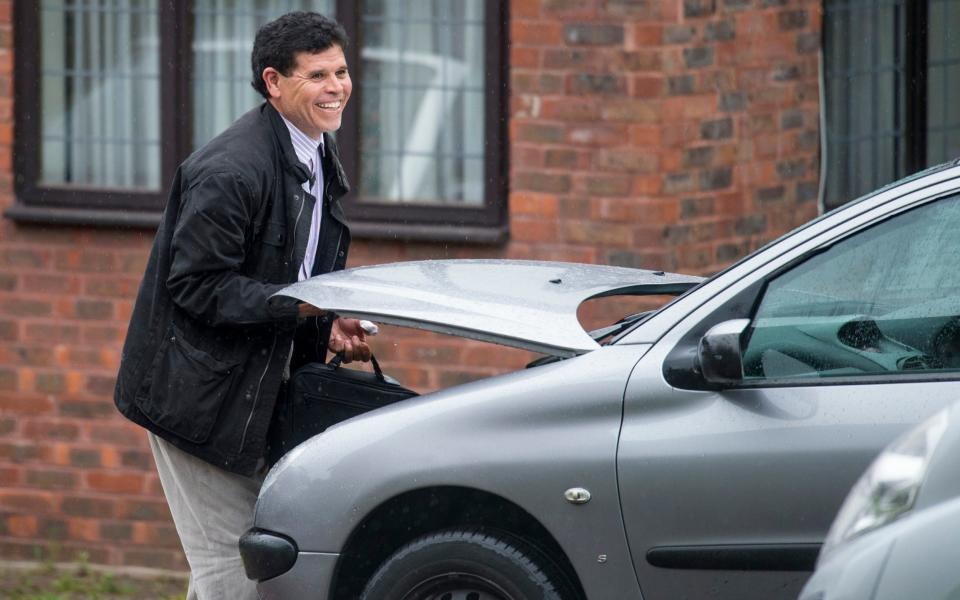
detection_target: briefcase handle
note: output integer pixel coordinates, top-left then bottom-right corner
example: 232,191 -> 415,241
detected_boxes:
328,352 -> 386,382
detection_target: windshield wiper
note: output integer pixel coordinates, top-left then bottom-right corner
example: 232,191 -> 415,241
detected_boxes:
589,311 -> 653,342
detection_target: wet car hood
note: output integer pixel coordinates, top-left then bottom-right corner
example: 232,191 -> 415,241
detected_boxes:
274,259 -> 703,356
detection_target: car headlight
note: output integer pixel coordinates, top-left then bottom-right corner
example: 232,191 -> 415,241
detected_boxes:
818,408 -> 950,562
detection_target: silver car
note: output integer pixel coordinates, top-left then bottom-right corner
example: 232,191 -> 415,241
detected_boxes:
241,161 -> 960,600
800,402 -> 960,600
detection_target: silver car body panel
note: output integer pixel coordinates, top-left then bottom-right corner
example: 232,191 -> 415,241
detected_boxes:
251,164 -> 960,599
256,345 -> 651,600
274,259 -> 702,357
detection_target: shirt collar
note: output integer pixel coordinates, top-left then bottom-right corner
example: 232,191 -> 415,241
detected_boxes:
279,114 -> 326,169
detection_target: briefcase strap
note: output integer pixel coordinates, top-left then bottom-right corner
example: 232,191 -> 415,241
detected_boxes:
328,353 -> 386,382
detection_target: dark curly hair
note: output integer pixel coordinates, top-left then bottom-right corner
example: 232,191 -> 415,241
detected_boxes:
250,12 -> 350,99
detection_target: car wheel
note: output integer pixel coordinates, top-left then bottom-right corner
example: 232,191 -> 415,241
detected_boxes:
361,529 -> 566,600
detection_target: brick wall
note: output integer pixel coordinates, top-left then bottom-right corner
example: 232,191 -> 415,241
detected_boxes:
0,0 -> 822,571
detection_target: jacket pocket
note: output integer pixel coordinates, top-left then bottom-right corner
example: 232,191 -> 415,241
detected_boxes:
260,220 -> 286,247
137,327 -> 239,444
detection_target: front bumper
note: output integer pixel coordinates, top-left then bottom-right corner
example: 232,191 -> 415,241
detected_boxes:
256,551 -> 340,600
240,526 -> 340,599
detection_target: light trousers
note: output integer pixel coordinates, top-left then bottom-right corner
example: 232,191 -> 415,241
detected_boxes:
148,432 -> 265,600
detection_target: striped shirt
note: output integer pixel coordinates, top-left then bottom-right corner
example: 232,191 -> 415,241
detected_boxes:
279,115 -> 325,281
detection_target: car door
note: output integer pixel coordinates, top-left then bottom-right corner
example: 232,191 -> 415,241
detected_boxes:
617,189 -> 960,599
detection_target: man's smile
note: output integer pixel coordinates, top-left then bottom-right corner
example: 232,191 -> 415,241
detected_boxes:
317,100 -> 342,110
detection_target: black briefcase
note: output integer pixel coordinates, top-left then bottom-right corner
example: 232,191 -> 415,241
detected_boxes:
270,354 -> 418,462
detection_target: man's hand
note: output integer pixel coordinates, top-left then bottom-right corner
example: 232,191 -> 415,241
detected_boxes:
329,317 -> 372,363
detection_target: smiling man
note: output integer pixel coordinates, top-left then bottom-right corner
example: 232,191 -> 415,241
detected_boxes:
113,12 -> 370,599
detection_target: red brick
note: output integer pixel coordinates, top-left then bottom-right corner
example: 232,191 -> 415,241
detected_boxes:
544,148 -> 581,169
6,514 -> 38,537
82,326 -> 124,344
632,74 -> 665,98
561,220 -> 632,246
511,193 -> 559,218
567,124 -> 630,146
631,23 -> 663,47
0,465 -> 20,485
85,277 -> 139,298
25,468 -> 78,490
87,423 -> 144,447
0,297 -> 52,317
511,47 -> 540,69
117,499 -> 170,522
67,518 -> 99,542
511,0 -> 542,18
0,248 -> 50,269
0,392 -> 54,414
511,217 -> 559,243
514,171 -> 572,194
86,471 -> 145,495
593,149 -> 659,173
599,99 -> 660,123
511,20 -> 563,46
23,323 -> 81,344
540,97 -> 602,121
23,419 -> 80,441
58,399 -> 115,419
514,122 -> 566,144
122,548 -> 188,571
0,319 -> 16,341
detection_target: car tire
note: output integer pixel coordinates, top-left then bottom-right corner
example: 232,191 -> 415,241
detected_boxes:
361,528 -> 567,600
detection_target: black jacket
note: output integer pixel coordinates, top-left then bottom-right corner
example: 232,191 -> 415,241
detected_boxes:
114,102 -> 351,475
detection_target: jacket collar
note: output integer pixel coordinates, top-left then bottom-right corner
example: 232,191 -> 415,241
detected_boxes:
264,101 -> 312,186
264,101 -> 351,198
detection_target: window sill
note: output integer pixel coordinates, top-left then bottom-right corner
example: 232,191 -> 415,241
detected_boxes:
4,203 -> 510,244
4,203 -> 162,229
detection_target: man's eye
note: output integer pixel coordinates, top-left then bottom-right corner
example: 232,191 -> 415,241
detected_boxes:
336,70 -> 348,78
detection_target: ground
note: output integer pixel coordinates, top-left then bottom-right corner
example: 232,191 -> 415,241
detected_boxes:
1,561 -> 187,600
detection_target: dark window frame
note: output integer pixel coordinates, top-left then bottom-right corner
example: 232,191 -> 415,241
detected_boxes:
9,0 -> 509,242
822,0 -> 929,210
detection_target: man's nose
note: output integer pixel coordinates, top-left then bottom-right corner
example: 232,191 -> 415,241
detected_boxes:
324,75 -> 344,94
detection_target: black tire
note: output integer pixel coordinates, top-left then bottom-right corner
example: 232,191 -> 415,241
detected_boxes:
361,529 -> 566,600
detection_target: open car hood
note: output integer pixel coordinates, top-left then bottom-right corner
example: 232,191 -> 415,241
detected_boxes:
274,260 -> 703,356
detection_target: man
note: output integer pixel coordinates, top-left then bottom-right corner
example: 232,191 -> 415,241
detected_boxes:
113,12 -> 369,598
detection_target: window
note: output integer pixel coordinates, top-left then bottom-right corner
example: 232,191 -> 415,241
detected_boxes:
12,1 -> 507,240
823,0 -> 960,210
742,194 -> 960,380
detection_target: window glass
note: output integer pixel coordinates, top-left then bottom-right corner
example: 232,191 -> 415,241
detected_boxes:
743,195 -> 960,380
822,0 -> 906,210
925,0 -> 960,165
191,0 -> 333,148
359,0 -> 486,205
824,0 -> 960,210
40,0 -> 161,189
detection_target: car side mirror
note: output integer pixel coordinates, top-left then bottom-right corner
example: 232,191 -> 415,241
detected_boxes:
698,319 -> 750,386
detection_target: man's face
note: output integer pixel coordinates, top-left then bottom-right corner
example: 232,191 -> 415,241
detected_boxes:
266,45 -> 352,139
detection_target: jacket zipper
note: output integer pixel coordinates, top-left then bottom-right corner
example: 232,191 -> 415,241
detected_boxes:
238,334 -> 278,455
290,193 -> 306,269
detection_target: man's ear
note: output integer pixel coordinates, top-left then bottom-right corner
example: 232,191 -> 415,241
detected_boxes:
262,67 -> 282,99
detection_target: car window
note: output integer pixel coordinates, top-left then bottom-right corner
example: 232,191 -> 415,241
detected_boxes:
743,194 -> 960,380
